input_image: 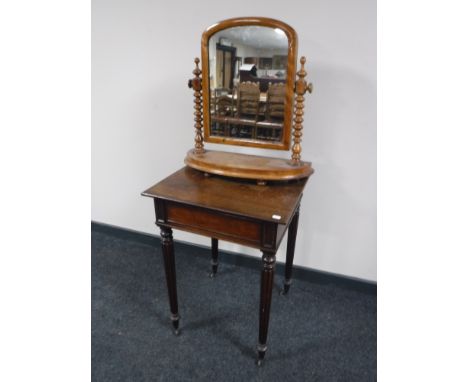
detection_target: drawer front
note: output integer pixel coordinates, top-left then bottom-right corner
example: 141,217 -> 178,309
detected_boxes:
166,202 -> 261,244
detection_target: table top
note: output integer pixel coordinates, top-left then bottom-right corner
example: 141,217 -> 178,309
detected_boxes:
142,167 -> 309,225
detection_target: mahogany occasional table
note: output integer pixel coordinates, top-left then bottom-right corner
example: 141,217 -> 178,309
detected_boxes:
142,166 -> 309,365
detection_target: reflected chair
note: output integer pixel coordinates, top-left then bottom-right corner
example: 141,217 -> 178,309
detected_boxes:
236,81 -> 260,138
265,82 -> 286,121
212,87 -> 234,136
258,82 -> 286,140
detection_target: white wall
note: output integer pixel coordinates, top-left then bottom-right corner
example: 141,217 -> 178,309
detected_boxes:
92,0 -> 376,281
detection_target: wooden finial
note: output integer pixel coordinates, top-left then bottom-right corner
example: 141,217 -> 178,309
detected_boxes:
291,56 -> 313,165
190,57 -> 204,154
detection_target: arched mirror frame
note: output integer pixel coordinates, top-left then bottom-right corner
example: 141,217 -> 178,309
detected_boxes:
201,17 -> 298,150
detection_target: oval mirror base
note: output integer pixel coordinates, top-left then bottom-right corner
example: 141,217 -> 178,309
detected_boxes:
184,149 -> 314,181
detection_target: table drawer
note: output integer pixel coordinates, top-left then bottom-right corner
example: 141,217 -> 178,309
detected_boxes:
166,202 -> 261,243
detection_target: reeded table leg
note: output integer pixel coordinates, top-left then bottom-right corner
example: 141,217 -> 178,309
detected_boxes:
256,250 -> 276,366
209,238 -> 219,278
159,226 -> 180,335
281,207 -> 300,295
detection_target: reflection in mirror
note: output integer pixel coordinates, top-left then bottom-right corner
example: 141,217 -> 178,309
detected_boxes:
208,26 -> 288,143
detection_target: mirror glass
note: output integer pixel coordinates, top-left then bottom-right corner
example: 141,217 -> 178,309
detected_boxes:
207,26 -> 289,143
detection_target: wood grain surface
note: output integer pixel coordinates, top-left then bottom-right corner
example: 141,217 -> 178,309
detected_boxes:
142,166 -> 308,225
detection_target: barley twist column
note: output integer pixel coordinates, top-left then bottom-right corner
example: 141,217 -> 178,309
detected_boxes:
190,57 -> 204,154
291,56 -> 313,164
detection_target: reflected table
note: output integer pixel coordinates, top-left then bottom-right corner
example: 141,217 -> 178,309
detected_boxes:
141,166 -> 309,365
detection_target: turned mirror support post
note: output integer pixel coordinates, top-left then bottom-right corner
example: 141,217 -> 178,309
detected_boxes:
188,57 -> 205,154
291,56 -> 313,165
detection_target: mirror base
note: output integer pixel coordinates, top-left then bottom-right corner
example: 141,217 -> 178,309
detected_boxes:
184,149 -> 314,182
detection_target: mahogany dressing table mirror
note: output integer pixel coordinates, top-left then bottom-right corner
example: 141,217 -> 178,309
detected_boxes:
142,17 -> 314,366
185,17 -> 313,184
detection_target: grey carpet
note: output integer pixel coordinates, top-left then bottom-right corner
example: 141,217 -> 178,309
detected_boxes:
92,228 -> 376,381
